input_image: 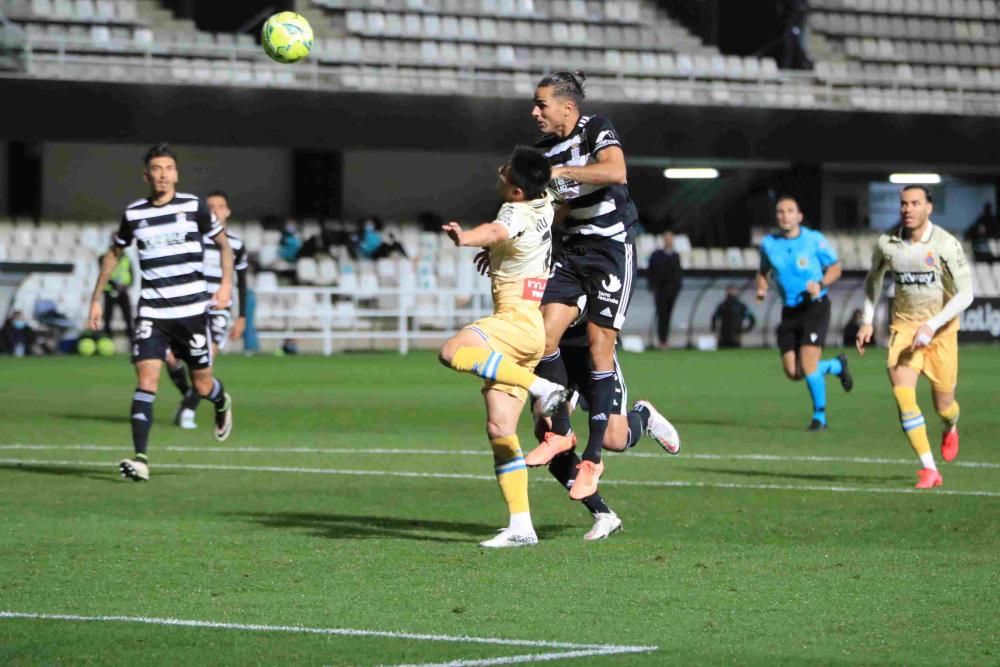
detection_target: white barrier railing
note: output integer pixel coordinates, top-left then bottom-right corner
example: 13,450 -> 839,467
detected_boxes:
254,285 -> 495,355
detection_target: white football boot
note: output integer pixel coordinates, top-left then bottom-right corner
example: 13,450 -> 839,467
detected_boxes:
118,458 -> 149,481
584,512 -> 623,541
634,400 -> 680,455
479,528 -> 538,548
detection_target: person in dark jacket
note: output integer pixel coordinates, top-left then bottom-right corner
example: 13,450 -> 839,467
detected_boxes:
647,231 -> 683,349
712,285 -> 756,348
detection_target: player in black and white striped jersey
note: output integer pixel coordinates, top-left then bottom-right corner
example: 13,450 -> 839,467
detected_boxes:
87,144 -> 236,482
174,190 -> 249,429
524,71 -> 663,501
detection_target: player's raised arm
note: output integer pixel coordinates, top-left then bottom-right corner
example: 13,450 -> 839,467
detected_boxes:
442,221 -> 510,248
550,145 -> 626,186
857,242 -> 889,354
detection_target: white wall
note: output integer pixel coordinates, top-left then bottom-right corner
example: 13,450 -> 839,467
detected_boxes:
41,143 -> 293,220
342,149 -> 508,223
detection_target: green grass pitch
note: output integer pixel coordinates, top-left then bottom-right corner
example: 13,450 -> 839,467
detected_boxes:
1,347 -> 998,665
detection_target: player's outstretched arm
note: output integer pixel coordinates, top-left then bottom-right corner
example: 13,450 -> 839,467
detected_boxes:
442,221 -> 509,248
88,246 -> 123,330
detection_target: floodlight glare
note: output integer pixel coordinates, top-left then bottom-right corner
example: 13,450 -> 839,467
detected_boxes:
889,173 -> 941,184
663,168 -> 720,179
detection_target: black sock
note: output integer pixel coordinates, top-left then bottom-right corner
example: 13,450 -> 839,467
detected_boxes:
181,390 -> 201,412
536,351 -> 571,435
548,451 -> 612,515
583,371 -> 616,463
130,388 -> 155,458
167,363 -> 190,396
626,405 -> 650,449
202,378 -> 228,411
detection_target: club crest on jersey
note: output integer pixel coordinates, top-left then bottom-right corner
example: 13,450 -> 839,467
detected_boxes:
797,256 -> 809,269
925,252 -> 936,267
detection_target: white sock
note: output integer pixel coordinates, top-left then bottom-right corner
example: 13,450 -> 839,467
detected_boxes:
508,511 -> 534,534
919,452 -> 937,470
528,377 -> 557,398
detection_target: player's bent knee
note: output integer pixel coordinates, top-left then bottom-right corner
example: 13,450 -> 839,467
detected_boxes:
192,375 -> 214,397
486,422 -> 515,441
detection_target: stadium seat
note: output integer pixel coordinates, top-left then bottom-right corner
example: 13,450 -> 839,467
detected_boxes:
312,256 -> 336,286
296,257 -> 319,285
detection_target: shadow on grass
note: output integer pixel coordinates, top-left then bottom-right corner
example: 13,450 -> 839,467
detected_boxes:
0,463 -> 120,483
52,412 -> 126,425
234,511 -> 574,544
688,466 -> 909,484
679,416 -> 789,431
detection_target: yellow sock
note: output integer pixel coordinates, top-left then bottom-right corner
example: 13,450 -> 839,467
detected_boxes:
490,435 -> 529,515
937,400 -> 960,428
893,386 -> 933,463
451,347 -> 537,390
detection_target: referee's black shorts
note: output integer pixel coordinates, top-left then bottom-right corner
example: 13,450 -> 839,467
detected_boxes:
776,297 -> 831,353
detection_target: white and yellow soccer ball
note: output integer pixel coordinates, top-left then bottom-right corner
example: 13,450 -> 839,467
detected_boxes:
261,12 -> 313,64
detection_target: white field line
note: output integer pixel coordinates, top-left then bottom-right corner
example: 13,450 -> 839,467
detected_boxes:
2,443 -> 999,470
0,611 -> 657,666
389,647 -> 654,667
2,458 -> 999,498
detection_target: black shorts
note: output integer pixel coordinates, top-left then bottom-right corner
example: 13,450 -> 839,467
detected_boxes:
776,297 -> 831,353
541,238 -> 637,332
208,309 -> 232,350
132,314 -> 213,370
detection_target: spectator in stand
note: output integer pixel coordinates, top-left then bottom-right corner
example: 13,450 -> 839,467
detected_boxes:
0,310 -> 36,356
356,216 -> 384,259
965,203 -> 997,262
711,285 -> 756,348
842,308 -> 864,349
646,231 -> 684,349
278,219 -> 302,263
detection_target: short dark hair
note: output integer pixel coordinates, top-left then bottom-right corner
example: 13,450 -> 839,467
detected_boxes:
143,143 -> 177,166
536,70 -> 586,106
775,194 -> 801,209
206,190 -> 229,204
901,184 -> 933,203
507,146 -> 551,200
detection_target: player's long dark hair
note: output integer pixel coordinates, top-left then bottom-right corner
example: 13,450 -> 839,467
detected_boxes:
537,70 -> 586,106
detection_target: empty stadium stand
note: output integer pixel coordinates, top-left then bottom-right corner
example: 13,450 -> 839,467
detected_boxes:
2,0 -> 999,113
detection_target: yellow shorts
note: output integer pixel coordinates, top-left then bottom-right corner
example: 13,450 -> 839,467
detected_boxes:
887,324 -> 959,393
467,307 -> 545,402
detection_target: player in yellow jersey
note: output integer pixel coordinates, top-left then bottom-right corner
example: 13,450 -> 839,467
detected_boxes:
438,146 -> 568,547
856,185 -> 974,488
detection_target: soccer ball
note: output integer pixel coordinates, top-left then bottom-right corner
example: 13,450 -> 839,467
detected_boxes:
261,12 -> 313,64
